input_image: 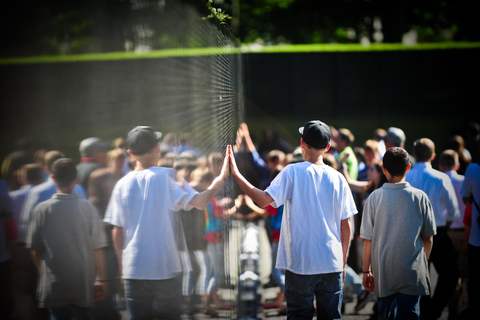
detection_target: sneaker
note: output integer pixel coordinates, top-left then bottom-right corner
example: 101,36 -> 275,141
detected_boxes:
355,290 -> 371,312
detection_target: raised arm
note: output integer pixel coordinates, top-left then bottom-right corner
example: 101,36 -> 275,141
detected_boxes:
188,148 -> 230,210
228,145 -> 273,208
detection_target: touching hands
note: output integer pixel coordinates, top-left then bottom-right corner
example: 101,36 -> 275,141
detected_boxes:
227,145 -> 239,177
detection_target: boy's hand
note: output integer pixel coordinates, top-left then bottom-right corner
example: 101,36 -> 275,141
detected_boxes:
94,281 -> 108,302
227,145 -> 239,177
220,147 -> 231,181
362,273 -> 375,293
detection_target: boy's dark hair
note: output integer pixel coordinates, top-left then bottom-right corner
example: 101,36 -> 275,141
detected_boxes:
51,158 -> 77,188
383,147 -> 409,177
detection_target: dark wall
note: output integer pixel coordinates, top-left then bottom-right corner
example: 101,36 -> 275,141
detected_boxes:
1,48 -> 479,164
243,49 -> 479,118
241,48 -> 480,154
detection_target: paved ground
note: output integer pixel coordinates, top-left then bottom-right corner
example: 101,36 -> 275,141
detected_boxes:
118,223 -> 451,319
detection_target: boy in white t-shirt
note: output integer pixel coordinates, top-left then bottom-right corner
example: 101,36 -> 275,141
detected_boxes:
228,120 -> 357,319
104,126 -> 229,320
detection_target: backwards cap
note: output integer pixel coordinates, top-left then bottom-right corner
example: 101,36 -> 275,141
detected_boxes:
299,120 -> 331,149
126,126 -> 162,155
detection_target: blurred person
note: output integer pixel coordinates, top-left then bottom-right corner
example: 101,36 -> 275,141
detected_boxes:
18,150 -> 86,245
111,137 -> 132,175
361,147 -> 435,320
438,150 -> 469,317
334,128 -> 358,180
9,163 -> 44,319
77,137 -> 109,194
88,168 -> 122,320
406,138 -> 459,320
372,128 -> 387,142
10,164 -> 44,230
174,151 -> 211,317
234,122 -> 271,190
173,132 -> 203,158
1,137 -> 38,191
459,162 -> 480,319
107,147 -> 128,178
364,139 -> 381,167
257,128 -> 292,159
103,126 -> 229,320
0,179 -> 14,319
463,122 -> 480,164
228,120 -> 357,319
355,147 -> 369,182
199,171 -> 233,315
383,127 -> 415,167
342,159 -> 388,202
445,135 -> 472,175
26,158 -> 107,320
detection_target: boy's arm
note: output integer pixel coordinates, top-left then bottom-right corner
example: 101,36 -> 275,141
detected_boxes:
228,145 -> 274,208
93,248 -> 107,301
189,148 -> 230,210
340,218 -> 351,281
362,239 -> 375,292
422,236 -> 433,261
112,226 -> 124,283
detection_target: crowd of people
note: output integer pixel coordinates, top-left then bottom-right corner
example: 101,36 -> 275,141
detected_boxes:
0,120 -> 479,320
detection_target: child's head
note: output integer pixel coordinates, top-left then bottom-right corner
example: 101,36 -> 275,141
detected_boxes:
438,149 -> 459,172
126,126 -> 162,155
51,158 -> 77,189
382,147 -> 410,178
299,120 -> 331,150
413,138 -> 435,162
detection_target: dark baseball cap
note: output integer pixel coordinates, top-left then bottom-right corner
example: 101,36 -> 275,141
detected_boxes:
126,126 -> 162,155
299,120 -> 331,149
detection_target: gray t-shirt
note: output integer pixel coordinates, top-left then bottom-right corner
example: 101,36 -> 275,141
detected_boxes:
360,182 -> 436,298
27,193 -> 106,308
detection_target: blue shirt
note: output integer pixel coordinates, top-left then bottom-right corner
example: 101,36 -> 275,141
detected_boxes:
406,162 -> 459,227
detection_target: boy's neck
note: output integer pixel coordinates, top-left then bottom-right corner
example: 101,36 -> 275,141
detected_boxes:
56,186 -> 75,194
388,175 -> 406,183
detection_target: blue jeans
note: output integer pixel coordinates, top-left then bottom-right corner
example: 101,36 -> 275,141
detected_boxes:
285,270 -> 343,320
49,305 -> 93,320
377,293 -> 421,320
124,275 -> 182,320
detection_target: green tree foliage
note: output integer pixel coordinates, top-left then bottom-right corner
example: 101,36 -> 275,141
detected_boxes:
1,0 -> 478,58
235,0 -> 479,44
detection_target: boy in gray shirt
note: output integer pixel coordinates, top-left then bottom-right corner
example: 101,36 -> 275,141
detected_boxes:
361,147 -> 436,320
27,158 -> 107,319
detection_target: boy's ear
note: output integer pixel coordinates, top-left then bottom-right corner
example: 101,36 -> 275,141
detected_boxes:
325,143 -> 331,152
382,166 -> 388,176
405,163 -> 411,173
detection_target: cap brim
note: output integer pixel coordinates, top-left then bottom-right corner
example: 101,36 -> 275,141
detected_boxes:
155,131 -> 163,140
298,127 -> 304,135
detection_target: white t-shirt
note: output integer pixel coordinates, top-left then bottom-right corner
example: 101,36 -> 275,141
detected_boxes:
104,166 -> 197,280
461,163 -> 480,247
266,162 -> 357,275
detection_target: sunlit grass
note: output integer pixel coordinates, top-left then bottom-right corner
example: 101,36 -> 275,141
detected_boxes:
1,42 -> 479,64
